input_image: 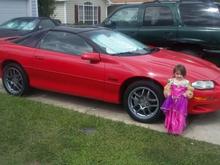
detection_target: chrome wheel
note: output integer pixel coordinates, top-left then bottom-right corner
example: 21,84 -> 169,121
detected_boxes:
3,66 -> 25,95
128,86 -> 160,120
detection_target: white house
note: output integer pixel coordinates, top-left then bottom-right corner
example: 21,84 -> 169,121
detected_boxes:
53,0 -> 151,24
0,0 -> 38,24
53,0 -> 110,24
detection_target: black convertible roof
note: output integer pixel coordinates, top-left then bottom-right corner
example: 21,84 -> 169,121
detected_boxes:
6,17 -> 53,21
52,25 -> 106,34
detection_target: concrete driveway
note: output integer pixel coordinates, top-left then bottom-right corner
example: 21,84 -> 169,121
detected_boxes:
0,81 -> 220,145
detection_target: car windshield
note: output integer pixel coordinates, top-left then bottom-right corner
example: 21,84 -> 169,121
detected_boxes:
86,29 -> 153,55
0,18 -> 39,31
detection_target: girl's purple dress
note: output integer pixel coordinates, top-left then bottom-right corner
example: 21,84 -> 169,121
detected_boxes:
161,79 -> 189,135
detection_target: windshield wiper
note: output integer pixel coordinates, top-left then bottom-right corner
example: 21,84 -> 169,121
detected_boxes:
146,47 -> 160,53
111,47 -> 159,56
116,52 -> 139,55
113,51 -> 148,56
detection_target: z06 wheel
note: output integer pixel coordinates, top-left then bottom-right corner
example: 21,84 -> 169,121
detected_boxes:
2,63 -> 29,96
123,80 -> 164,123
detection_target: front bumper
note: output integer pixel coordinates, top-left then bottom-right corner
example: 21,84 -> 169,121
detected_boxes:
189,79 -> 220,114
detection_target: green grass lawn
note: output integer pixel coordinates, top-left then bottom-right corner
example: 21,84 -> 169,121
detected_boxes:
0,93 -> 220,165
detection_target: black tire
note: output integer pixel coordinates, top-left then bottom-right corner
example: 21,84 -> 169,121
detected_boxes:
2,63 -> 29,96
123,80 -> 164,123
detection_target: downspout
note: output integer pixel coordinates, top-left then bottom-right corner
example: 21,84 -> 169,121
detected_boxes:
35,0 -> 39,16
64,1 -> 67,23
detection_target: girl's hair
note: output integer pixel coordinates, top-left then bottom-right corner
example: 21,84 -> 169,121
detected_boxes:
173,64 -> 186,76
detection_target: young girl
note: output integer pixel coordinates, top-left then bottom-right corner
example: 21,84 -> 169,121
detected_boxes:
161,64 -> 194,135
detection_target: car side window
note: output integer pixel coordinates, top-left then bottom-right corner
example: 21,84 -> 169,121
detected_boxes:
143,6 -> 174,26
179,4 -> 220,27
39,31 -> 94,55
38,19 -> 56,29
109,7 -> 139,26
16,31 -> 48,48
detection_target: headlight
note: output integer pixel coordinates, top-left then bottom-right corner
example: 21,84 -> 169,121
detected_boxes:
192,80 -> 215,89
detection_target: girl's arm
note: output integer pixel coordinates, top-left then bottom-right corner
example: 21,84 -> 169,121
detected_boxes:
163,79 -> 172,97
186,84 -> 194,99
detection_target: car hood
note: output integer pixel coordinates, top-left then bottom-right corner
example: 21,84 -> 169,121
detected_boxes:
120,49 -> 220,82
0,28 -> 30,38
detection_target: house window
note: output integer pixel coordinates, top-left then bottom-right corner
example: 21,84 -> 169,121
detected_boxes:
76,2 -> 100,25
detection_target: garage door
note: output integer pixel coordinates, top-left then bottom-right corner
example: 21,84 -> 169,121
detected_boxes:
0,0 -> 28,24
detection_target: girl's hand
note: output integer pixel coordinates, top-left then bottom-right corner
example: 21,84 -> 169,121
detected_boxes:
185,90 -> 194,99
163,83 -> 171,97
165,91 -> 171,98
186,84 -> 194,99
187,91 -> 193,99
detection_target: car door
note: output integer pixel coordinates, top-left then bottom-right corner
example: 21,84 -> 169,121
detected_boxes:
137,4 -> 177,47
31,30 -> 105,99
102,6 -> 141,39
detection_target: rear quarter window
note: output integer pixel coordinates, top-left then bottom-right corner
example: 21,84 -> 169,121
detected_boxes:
14,31 -> 48,48
179,3 -> 220,27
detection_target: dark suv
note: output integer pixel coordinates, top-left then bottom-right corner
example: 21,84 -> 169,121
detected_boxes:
102,0 -> 220,57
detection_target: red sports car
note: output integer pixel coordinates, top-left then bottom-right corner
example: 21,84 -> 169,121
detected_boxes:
0,26 -> 220,123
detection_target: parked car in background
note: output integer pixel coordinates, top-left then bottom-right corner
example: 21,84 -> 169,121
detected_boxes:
0,17 -> 60,39
102,0 -> 220,57
0,26 -> 220,123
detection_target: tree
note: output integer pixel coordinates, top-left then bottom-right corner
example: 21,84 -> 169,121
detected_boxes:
38,0 -> 56,17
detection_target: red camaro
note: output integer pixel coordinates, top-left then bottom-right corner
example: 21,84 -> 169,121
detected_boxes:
0,26 -> 220,123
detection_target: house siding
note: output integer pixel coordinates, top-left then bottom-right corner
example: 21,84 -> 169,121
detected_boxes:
0,0 -> 27,24
0,0 -> 38,24
66,0 -> 108,24
66,0 -> 75,24
54,1 -> 65,23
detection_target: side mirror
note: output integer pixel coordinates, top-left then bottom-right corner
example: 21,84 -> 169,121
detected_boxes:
103,20 -> 116,28
81,52 -> 100,63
